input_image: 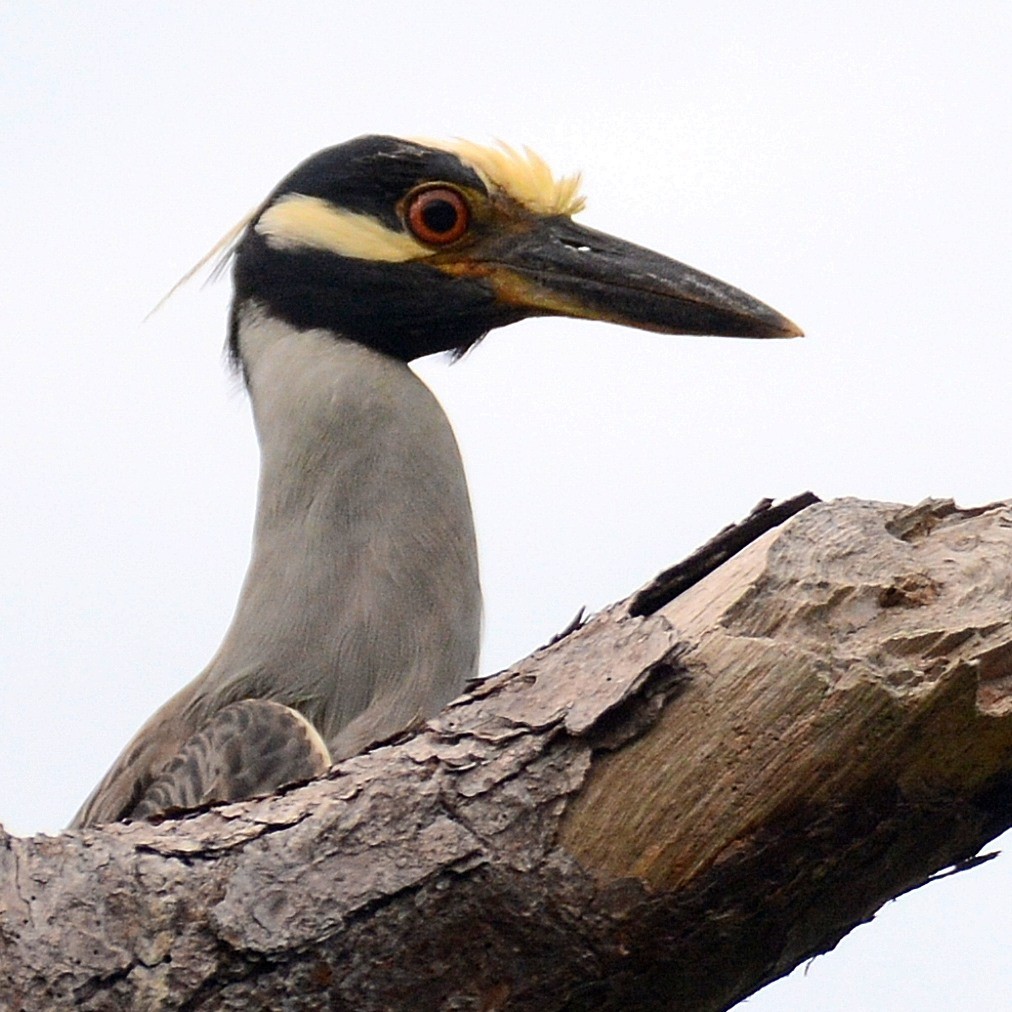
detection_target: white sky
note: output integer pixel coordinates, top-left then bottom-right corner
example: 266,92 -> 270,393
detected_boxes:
1,3 -> 1009,1007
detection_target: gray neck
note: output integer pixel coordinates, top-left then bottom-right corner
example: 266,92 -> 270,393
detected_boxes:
198,304 -> 481,759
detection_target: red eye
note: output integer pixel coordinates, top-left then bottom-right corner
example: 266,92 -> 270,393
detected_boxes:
405,186 -> 470,245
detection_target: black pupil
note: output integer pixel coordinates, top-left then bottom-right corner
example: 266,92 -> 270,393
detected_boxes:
422,198 -> 458,234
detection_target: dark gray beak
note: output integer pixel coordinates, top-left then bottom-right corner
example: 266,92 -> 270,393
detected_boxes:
457,214 -> 802,339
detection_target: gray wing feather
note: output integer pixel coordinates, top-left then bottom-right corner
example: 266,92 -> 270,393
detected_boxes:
69,690 -> 198,828
130,699 -> 331,821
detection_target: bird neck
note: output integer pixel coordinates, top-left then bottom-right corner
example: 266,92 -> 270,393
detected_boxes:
201,303 -> 482,758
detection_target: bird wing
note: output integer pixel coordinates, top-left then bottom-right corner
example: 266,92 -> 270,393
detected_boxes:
131,699 -> 331,821
69,687 -> 200,827
69,696 -> 330,827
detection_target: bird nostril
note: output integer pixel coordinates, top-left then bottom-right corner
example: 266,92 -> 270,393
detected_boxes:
559,237 -> 595,254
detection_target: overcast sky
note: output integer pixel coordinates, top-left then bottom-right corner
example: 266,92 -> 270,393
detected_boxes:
2,3 -> 1009,1007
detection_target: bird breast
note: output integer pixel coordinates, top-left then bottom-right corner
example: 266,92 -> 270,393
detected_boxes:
197,304 -> 482,759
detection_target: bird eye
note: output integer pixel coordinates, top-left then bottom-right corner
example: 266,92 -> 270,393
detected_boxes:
405,186 -> 470,245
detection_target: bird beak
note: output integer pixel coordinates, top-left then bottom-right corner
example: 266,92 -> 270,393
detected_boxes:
439,215 -> 802,339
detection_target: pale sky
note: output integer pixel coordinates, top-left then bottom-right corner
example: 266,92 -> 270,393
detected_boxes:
2,3 -> 1009,1008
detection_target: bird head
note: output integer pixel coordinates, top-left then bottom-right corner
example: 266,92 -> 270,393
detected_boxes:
226,135 -> 801,363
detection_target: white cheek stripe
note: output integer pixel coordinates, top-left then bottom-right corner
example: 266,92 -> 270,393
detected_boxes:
256,194 -> 430,262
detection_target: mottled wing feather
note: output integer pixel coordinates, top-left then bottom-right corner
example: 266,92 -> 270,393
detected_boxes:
129,699 -> 331,821
69,690 -> 199,828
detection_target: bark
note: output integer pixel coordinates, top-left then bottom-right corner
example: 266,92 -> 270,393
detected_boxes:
2,495 -> 1012,1011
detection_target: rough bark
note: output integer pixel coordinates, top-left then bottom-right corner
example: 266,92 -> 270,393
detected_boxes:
2,495 -> 1012,1011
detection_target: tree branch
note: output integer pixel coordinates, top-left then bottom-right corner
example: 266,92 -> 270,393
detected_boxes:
2,496 -> 1011,1011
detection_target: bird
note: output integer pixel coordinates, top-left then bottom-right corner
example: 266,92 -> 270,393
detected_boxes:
70,135 -> 801,828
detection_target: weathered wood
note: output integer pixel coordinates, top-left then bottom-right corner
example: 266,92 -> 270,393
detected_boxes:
627,490 -> 821,616
2,496 -> 1011,1011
